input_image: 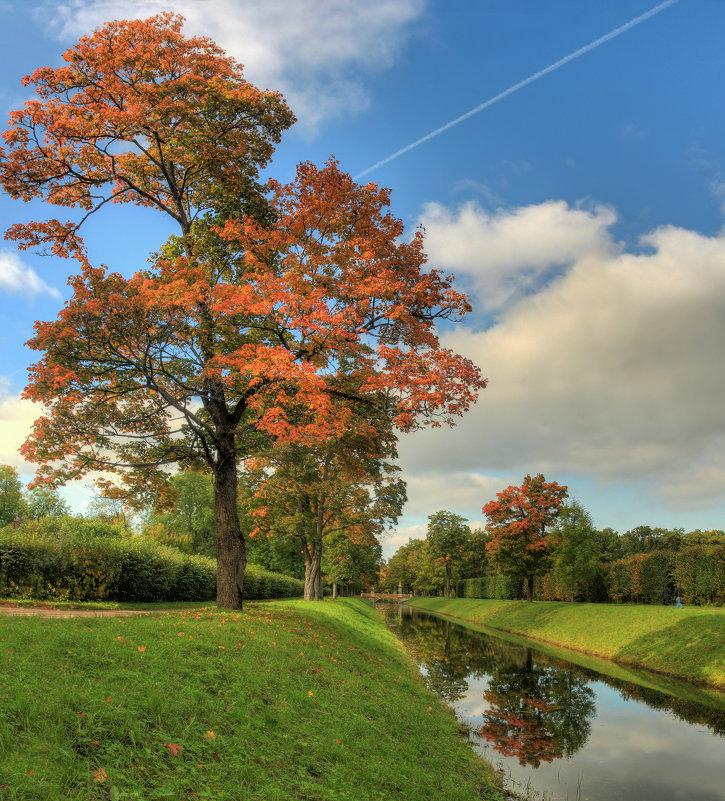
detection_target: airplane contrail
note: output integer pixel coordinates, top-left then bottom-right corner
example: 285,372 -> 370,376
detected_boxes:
355,0 -> 681,180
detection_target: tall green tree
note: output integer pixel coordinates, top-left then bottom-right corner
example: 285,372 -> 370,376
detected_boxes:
553,501 -> 600,601
24,487 -> 70,520
323,528 -> 382,597
145,470 -> 216,556
594,527 -> 624,563
426,510 -> 471,598
0,465 -> 25,527
385,538 -> 428,594
459,526 -> 491,580
483,474 -> 568,602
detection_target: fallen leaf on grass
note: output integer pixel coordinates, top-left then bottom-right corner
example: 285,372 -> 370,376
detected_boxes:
162,743 -> 183,756
92,767 -> 107,783
137,646 -> 146,652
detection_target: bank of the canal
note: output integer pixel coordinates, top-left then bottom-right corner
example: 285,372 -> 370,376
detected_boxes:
407,597 -> 725,690
0,598 -> 504,801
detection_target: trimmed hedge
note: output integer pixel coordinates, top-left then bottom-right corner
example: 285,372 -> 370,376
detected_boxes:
457,575 -> 524,600
456,545 -> 724,606
0,520 -> 304,602
605,546 -> 724,605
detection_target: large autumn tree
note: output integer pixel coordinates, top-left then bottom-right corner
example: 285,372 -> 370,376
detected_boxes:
0,14 -> 486,609
483,474 -> 568,602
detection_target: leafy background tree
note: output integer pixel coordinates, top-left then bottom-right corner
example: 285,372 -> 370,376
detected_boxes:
143,471 -> 216,556
426,510 -> 471,599
249,423 -> 405,600
23,487 -> 71,521
0,466 -> 24,527
384,538 -> 428,594
553,501 -> 601,602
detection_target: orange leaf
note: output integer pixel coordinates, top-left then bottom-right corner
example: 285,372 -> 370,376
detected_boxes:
92,767 -> 107,783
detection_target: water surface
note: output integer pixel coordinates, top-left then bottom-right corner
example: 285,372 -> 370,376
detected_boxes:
378,603 -> 725,801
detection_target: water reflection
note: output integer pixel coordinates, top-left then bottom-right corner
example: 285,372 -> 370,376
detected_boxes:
480,648 -> 595,766
377,602 -> 725,801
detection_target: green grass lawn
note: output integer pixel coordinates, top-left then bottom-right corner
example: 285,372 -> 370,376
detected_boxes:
407,598 -> 725,690
0,599 -> 503,801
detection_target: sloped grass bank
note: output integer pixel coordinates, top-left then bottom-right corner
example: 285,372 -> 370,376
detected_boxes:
0,599 -> 503,801
407,598 -> 725,690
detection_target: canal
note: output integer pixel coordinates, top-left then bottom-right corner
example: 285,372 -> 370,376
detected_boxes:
376,602 -> 725,801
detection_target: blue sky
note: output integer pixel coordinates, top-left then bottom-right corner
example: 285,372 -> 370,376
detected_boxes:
1,0 -> 725,557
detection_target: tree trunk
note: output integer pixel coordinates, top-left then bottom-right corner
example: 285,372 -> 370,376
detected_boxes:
445,563 -> 452,598
303,542 -> 322,600
332,582 -> 338,599
526,575 -> 534,603
214,454 -> 246,610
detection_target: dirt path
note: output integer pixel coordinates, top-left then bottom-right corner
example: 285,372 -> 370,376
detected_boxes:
0,604 -> 181,618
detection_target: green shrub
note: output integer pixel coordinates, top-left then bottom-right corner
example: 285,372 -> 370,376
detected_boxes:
0,522 -> 304,602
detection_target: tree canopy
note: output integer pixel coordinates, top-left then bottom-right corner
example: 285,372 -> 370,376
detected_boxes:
0,14 -> 485,608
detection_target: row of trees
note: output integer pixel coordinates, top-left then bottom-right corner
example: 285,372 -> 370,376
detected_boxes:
0,465 -> 71,526
0,14 -> 485,609
382,474 -> 724,603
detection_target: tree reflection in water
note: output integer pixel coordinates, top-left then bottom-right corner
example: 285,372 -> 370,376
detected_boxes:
479,647 -> 595,767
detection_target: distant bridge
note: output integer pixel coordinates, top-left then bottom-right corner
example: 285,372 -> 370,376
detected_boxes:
360,592 -> 413,602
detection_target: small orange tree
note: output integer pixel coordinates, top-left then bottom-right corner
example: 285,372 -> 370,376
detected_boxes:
483,474 -> 568,602
0,14 -> 485,609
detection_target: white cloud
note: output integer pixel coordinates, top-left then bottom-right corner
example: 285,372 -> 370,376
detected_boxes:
0,391 -> 41,476
420,200 -> 617,310
0,251 -> 62,299
399,470 -> 503,528
35,0 -> 424,128
402,209 -> 725,511
381,523 -> 426,560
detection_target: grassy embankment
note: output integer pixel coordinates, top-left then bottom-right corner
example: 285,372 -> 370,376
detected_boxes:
407,597 -> 725,691
0,598 -> 503,801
